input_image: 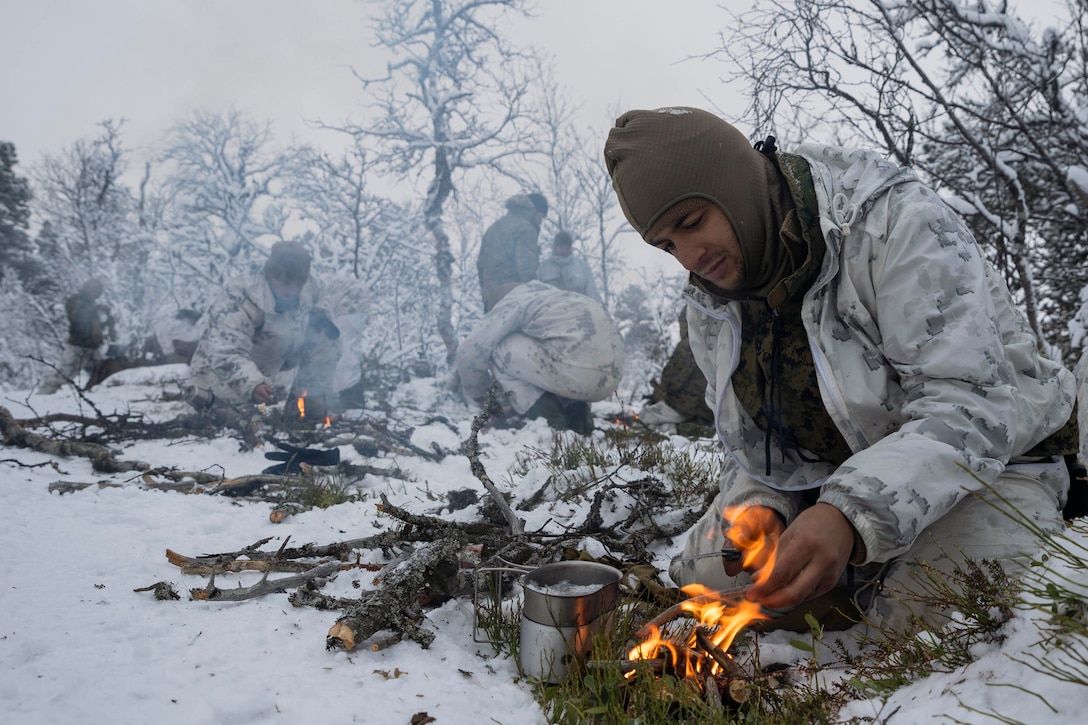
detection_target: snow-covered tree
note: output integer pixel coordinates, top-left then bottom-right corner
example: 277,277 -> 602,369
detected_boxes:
0,141 -> 36,285
0,142 -> 48,385
287,138 -> 413,283
332,0 -> 545,363
611,269 -> 688,402
287,138 -> 440,374
159,109 -> 292,304
715,0 -> 1088,360
30,121 -> 160,360
524,67 -> 628,309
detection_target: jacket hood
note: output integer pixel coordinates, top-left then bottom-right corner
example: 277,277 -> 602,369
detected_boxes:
794,144 -> 920,234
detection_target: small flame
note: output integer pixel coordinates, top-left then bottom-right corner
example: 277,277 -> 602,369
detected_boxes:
627,623 -> 678,664
628,506 -> 778,678
680,585 -> 766,657
722,506 -> 779,586
296,390 -> 330,427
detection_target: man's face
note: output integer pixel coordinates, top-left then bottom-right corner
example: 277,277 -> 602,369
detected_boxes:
554,244 -> 573,257
266,271 -> 306,308
648,202 -> 745,290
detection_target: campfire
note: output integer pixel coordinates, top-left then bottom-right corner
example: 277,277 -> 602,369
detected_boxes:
290,390 -> 331,428
621,506 -> 782,705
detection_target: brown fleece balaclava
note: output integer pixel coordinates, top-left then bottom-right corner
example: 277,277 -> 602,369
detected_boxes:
603,107 -> 793,299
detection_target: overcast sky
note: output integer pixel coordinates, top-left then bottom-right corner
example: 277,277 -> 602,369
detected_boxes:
0,0 -> 738,169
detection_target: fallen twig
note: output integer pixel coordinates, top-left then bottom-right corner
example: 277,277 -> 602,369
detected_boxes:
634,586 -> 753,641
1,405 -> 147,473
49,480 -> 196,495
166,548 -> 321,574
695,626 -> 749,681
205,474 -> 296,497
0,457 -> 62,470
376,493 -> 509,538
190,560 -> 341,601
462,384 -> 525,536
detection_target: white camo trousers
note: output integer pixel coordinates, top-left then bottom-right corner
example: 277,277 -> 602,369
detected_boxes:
869,460 -> 1067,629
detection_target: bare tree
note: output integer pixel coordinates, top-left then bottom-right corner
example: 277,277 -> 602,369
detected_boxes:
332,0 -> 544,363
159,109 -> 292,304
442,174 -> 502,324
568,144 -> 629,309
287,137 -> 399,282
714,0 -> 1088,358
287,138 -> 441,373
30,120 -> 160,356
526,64 -> 629,308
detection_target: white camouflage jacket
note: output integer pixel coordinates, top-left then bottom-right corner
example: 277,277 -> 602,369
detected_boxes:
686,144 -> 1076,565
190,270 -> 334,406
456,280 -> 623,412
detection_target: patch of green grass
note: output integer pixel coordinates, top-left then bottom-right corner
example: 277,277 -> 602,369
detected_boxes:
282,472 -> 366,509
510,423 -> 722,508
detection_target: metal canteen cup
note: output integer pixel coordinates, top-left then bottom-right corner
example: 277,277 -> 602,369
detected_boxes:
518,561 -> 622,683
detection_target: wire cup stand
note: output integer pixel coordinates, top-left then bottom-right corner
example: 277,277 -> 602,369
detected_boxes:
472,563 -> 535,644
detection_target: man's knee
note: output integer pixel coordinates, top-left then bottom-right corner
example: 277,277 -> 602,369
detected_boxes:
870,466 -> 1067,630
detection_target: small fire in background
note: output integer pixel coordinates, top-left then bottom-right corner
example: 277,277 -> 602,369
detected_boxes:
295,390 -> 331,428
627,506 -> 778,680
611,410 -> 639,428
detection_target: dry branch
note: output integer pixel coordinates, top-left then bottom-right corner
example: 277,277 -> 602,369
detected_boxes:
634,585 -> 752,641
165,534 -> 399,577
328,418 -> 446,462
49,480 -> 197,495
695,626 -> 749,682
326,537 -> 470,651
48,467 -> 227,495
14,412 -> 103,427
359,419 -> 446,461
142,469 -> 223,485
288,584 -> 364,611
1,457 -> 61,470
166,548 -> 321,575
205,474 -> 296,497
461,385 -> 525,535
375,493 -> 508,538
1,405 -> 147,473
190,561 -> 341,601
704,674 -> 724,713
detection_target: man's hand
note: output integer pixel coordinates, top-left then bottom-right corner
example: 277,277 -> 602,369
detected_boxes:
251,382 -> 277,405
746,503 -> 855,610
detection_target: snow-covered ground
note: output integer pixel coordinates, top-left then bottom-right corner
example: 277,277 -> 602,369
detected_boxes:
2,365 -> 1087,724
